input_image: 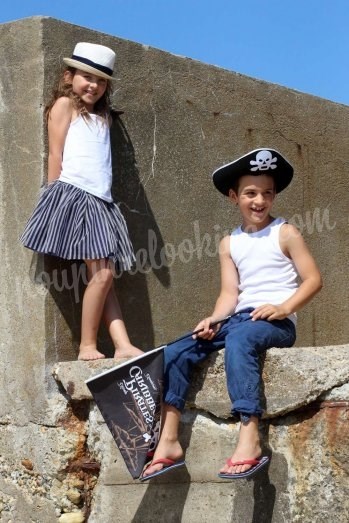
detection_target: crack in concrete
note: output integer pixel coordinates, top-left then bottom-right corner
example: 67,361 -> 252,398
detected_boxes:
141,97 -> 157,189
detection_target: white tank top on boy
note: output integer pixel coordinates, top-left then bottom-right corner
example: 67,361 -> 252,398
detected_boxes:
59,114 -> 113,202
230,217 -> 298,324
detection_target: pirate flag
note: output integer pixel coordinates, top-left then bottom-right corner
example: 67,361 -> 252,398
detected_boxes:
85,346 -> 165,479
85,316 -> 231,479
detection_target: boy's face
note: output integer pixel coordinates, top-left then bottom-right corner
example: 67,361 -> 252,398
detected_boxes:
228,174 -> 276,230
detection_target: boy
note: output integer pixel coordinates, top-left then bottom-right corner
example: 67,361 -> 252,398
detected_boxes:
141,148 -> 322,481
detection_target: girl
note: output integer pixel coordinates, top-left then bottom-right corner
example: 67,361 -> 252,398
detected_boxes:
21,42 -> 143,361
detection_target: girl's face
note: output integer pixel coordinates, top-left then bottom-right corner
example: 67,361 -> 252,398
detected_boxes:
229,175 -> 276,231
65,69 -> 108,111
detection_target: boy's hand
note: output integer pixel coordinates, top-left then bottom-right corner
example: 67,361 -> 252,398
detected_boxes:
250,304 -> 289,321
192,317 -> 221,340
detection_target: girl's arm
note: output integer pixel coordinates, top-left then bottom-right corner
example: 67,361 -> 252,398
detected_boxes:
194,235 -> 239,339
251,223 -> 323,321
47,97 -> 73,183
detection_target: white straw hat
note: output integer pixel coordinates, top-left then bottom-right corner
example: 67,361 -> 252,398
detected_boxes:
63,42 -> 116,80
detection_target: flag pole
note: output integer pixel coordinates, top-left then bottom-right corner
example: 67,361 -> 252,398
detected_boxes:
164,315 -> 232,347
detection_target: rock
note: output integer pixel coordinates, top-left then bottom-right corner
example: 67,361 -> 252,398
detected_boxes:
21,459 -> 33,470
188,345 -> 349,418
58,512 -> 85,523
68,478 -> 85,489
52,359 -> 128,400
54,346 -> 349,419
66,489 -> 81,505
320,382 -> 349,401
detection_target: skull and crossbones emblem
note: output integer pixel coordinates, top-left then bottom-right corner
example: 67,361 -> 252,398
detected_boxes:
250,150 -> 277,172
142,433 -> 151,443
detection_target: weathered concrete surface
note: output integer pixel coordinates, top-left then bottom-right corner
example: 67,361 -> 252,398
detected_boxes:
3,17 -> 346,357
1,15 -> 349,523
0,405 -> 98,521
54,345 -> 349,418
85,408 -> 349,522
52,358 -> 129,400
52,348 -> 349,522
0,476 -> 58,522
0,17 -> 50,429
189,345 -> 349,418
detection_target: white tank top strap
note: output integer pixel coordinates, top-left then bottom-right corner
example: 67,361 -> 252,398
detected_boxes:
59,114 -> 113,202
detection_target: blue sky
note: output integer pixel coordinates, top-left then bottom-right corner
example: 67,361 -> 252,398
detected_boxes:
2,0 -> 349,105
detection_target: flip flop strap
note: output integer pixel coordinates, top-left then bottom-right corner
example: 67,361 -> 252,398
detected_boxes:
150,458 -> 175,467
226,458 -> 260,467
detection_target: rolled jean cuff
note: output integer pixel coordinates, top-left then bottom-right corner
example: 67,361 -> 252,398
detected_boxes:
231,399 -> 263,419
164,392 -> 186,412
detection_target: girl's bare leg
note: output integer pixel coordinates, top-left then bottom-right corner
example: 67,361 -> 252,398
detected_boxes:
102,285 -> 143,359
219,416 -> 262,475
78,259 -> 113,360
142,405 -> 184,477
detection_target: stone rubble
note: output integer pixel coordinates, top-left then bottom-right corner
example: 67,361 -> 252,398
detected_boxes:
58,512 -> 85,523
0,453 -> 98,520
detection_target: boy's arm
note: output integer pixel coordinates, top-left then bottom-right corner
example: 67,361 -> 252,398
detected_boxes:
47,97 -> 73,183
251,224 -> 323,321
194,235 -> 239,339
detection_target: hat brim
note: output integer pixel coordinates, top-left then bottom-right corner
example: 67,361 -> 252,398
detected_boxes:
212,148 -> 293,195
63,58 -> 116,80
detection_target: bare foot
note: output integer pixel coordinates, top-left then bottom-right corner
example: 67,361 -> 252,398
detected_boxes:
114,344 -> 144,359
219,416 -> 262,475
220,443 -> 262,475
78,345 -> 106,361
142,437 -> 184,478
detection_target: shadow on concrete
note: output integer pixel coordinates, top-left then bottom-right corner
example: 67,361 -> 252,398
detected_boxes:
250,469 -> 276,523
187,351 -> 220,405
251,424 -> 276,523
109,112 -> 170,350
131,415 -> 195,523
259,352 -> 267,413
131,472 -> 191,523
42,256 -> 85,362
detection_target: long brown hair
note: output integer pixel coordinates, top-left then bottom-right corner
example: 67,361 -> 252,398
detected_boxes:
45,67 -> 112,122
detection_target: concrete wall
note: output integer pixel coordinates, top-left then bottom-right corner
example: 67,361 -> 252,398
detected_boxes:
0,16 -> 348,522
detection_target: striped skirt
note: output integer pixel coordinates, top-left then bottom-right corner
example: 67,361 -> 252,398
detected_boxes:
20,180 -> 136,271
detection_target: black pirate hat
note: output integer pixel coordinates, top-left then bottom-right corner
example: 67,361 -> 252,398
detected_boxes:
212,148 -> 293,195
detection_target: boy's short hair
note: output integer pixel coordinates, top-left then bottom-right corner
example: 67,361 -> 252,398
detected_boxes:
230,172 -> 276,194
212,148 -> 293,196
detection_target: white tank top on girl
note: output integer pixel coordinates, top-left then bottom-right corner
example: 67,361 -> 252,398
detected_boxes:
59,114 -> 113,202
230,217 -> 298,324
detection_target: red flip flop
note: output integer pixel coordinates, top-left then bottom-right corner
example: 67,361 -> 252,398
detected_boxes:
218,456 -> 270,479
140,458 -> 186,482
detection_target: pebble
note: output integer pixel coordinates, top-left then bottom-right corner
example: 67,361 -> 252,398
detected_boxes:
66,489 -> 81,505
58,512 -> 85,523
69,479 -> 84,489
21,459 -> 34,470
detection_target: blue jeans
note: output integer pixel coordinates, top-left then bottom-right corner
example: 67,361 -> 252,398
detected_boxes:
163,309 -> 296,418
